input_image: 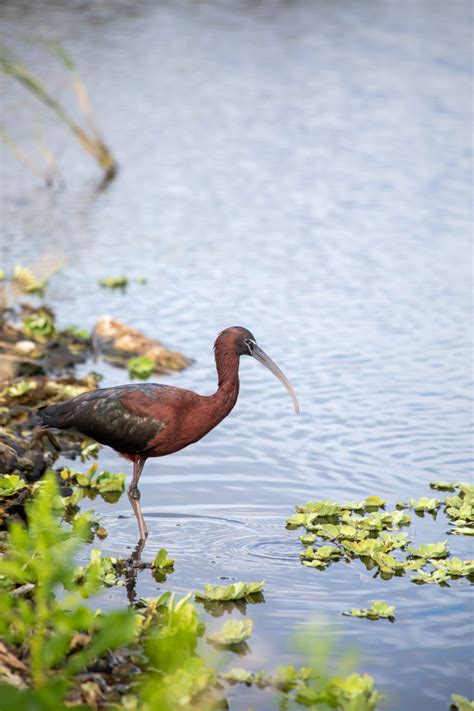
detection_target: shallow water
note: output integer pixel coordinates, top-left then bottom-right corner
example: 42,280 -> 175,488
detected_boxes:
1,1 -> 473,708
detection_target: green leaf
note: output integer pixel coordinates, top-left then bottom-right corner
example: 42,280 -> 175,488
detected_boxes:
295,500 -> 342,517
407,541 -> 448,559
451,693 -> 474,710
152,548 -> 175,570
430,481 -> 456,491
431,558 -> 474,578
456,482 -> 474,497
0,475 -> 27,497
195,581 -> 264,601
452,526 -> 474,536
99,275 -> 128,289
364,495 -> 385,509
94,471 -> 126,493
23,312 -> 55,338
409,497 -> 441,512
300,545 -> 342,567
207,618 -> 253,646
344,600 -> 396,621
3,380 -> 36,398
128,356 -> 155,380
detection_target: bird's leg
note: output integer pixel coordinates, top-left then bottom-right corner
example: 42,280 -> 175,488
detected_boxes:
128,458 -> 148,541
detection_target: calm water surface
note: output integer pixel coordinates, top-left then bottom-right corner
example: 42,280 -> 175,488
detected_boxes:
1,1 -> 472,709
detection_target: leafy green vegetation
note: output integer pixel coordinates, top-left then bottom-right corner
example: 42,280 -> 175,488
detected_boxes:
289,485 -> 474,587
128,355 -> 156,380
0,474 -> 136,705
195,581 -> 264,602
451,694 -> 474,710
207,618 -> 253,647
23,310 -> 56,338
408,496 -> 441,513
151,548 -> 175,582
61,463 -> 125,497
407,541 -> 448,560
99,275 -> 128,289
343,601 -> 396,621
430,481 -> 456,492
0,474 -> 27,497
0,471 -> 386,709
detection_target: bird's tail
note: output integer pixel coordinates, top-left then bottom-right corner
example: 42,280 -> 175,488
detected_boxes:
36,402 -> 74,430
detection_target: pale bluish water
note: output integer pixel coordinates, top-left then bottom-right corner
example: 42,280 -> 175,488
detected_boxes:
1,1 -> 473,709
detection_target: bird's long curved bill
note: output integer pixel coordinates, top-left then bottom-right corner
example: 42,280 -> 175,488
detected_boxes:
252,345 -> 300,414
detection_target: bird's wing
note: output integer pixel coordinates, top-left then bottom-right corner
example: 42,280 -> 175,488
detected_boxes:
38,385 -> 166,454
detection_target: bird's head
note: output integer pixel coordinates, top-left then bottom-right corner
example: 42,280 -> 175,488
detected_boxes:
214,326 -> 299,413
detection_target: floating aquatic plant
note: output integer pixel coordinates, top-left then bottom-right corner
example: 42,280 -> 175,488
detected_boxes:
407,541 -> 449,560
451,693 -> 474,710
128,355 -> 155,380
99,275 -> 128,289
207,619 -> 253,647
408,496 -> 441,513
430,481 -> 456,492
61,463 -> 125,497
343,600 -> 396,621
289,488 -> 473,587
195,581 -> 264,602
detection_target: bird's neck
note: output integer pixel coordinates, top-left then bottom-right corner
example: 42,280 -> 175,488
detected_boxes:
211,346 -> 240,416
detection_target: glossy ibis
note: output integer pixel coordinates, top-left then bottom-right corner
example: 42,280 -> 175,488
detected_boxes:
38,327 -> 299,541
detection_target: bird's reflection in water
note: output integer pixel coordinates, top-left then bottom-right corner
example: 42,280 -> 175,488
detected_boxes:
124,538 -> 146,604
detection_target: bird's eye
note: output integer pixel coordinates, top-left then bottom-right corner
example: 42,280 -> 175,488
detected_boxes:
244,338 -> 254,354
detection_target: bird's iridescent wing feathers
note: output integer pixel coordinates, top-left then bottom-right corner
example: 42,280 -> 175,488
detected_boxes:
38,384 -> 166,454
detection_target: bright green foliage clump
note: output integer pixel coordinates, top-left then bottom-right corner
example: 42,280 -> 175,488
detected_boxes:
289,486 -> 474,587
344,601 -> 396,621
62,462 -> 125,496
153,548 -> 175,571
0,474 -> 136,704
223,665 -> 382,709
2,379 -> 37,398
207,618 -> 253,646
151,548 -> 175,582
74,548 -> 125,589
195,581 -> 264,602
128,355 -> 155,379
0,473 -> 385,710
99,275 -> 128,289
23,310 -> 56,338
300,545 -> 342,569
430,481 -> 456,491
0,474 -> 27,497
412,558 -> 474,585
408,497 -> 441,513
451,693 -> 474,710
137,593 -> 217,711
444,482 -> 474,535
407,541 -> 448,560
